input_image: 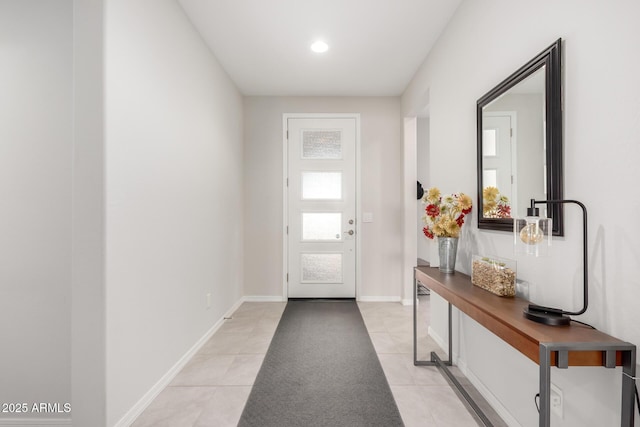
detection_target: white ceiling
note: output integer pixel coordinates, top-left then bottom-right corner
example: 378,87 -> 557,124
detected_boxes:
178,0 -> 462,96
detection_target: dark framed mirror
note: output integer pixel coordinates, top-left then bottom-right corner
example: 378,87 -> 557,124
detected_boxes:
477,39 -> 563,236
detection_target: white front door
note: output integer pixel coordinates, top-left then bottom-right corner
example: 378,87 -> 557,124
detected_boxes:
286,117 -> 357,298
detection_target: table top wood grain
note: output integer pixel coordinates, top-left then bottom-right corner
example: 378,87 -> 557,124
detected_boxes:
415,265 -> 629,366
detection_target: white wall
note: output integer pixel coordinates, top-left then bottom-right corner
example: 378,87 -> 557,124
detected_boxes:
72,0 -> 107,425
0,1 -> 73,423
243,97 -> 403,300
403,1 -> 640,426
105,1 -> 244,425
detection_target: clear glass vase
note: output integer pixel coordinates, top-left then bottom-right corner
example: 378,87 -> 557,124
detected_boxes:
438,237 -> 458,273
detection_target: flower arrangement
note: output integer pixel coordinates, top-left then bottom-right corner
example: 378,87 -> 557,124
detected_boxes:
422,187 -> 473,239
482,186 -> 511,218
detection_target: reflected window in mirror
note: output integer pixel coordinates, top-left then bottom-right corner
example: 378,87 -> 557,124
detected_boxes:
477,39 -> 563,235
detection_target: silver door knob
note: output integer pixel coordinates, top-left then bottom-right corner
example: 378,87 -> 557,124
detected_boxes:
345,230 -> 354,235
348,219 -> 354,225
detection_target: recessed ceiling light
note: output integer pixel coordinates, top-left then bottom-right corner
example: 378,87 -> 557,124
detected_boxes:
310,40 -> 329,53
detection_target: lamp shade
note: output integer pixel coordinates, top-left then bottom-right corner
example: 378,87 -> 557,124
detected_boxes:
514,216 -> 551,257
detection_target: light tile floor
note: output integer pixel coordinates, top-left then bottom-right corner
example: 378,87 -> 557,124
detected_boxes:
132,297 -> 506,427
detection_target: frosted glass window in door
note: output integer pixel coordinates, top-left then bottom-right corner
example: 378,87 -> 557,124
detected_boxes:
302,172 -> 342,200
301,253 -> 343,283
483,169 -> 497,188
302,130 -> 342,159
483,130 -> 497,156
302,213 -> 342,241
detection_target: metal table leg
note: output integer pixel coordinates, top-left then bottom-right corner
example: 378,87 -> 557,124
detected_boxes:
413,268 -> 436,366
539,344 -> 552,427
621,347 -> 636,426
413,267 -> 453,366
539,343 -> 636,427
413,268 -> 493,426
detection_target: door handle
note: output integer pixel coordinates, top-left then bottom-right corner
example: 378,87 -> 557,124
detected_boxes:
344,230 -> 354,236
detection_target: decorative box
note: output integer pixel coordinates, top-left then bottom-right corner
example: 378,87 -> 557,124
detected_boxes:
471,255 -> 517,297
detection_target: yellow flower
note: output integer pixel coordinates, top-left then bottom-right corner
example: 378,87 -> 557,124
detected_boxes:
432,218 -> 447,236
483,186 -> 499,201
444,219 -> 460,237
458,193 -> 472,211
483,200 -> 497,214
426,187 -> 441,204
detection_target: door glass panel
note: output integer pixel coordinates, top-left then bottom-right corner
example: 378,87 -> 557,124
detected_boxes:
302,130 -> 342,159
302,172 -> 342,200
302,213 -> 342,241
483,169 -> 497,188
301,253 -> 342,283
483,129 -> 497,156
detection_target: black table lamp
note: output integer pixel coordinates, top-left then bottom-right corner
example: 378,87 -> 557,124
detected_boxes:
514,199 -> 588,326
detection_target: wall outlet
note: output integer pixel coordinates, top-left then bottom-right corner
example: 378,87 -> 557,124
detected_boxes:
206,293 -> 211,309
550,383 -> 563,419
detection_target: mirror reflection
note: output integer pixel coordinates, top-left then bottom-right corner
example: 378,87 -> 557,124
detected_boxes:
481,67 -> 546,219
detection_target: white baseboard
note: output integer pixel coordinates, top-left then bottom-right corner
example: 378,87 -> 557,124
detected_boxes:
244,295 -> 406,303
357,296 -> 401,303
114,297 -> 245,427
242,295 -> 286,302
0,419 -> 71,426
456,359 -> 521,427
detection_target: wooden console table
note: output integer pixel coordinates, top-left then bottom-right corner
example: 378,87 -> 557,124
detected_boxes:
413,265 -> 636,427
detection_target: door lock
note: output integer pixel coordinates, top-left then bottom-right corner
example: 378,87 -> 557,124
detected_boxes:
348,219 -> 354,225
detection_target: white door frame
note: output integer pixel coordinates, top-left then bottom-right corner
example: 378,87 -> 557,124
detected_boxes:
402,116 -> 418,306
282,113 -> 361,300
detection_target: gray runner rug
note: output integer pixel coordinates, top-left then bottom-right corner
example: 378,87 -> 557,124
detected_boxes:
238,300 -> 404,427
